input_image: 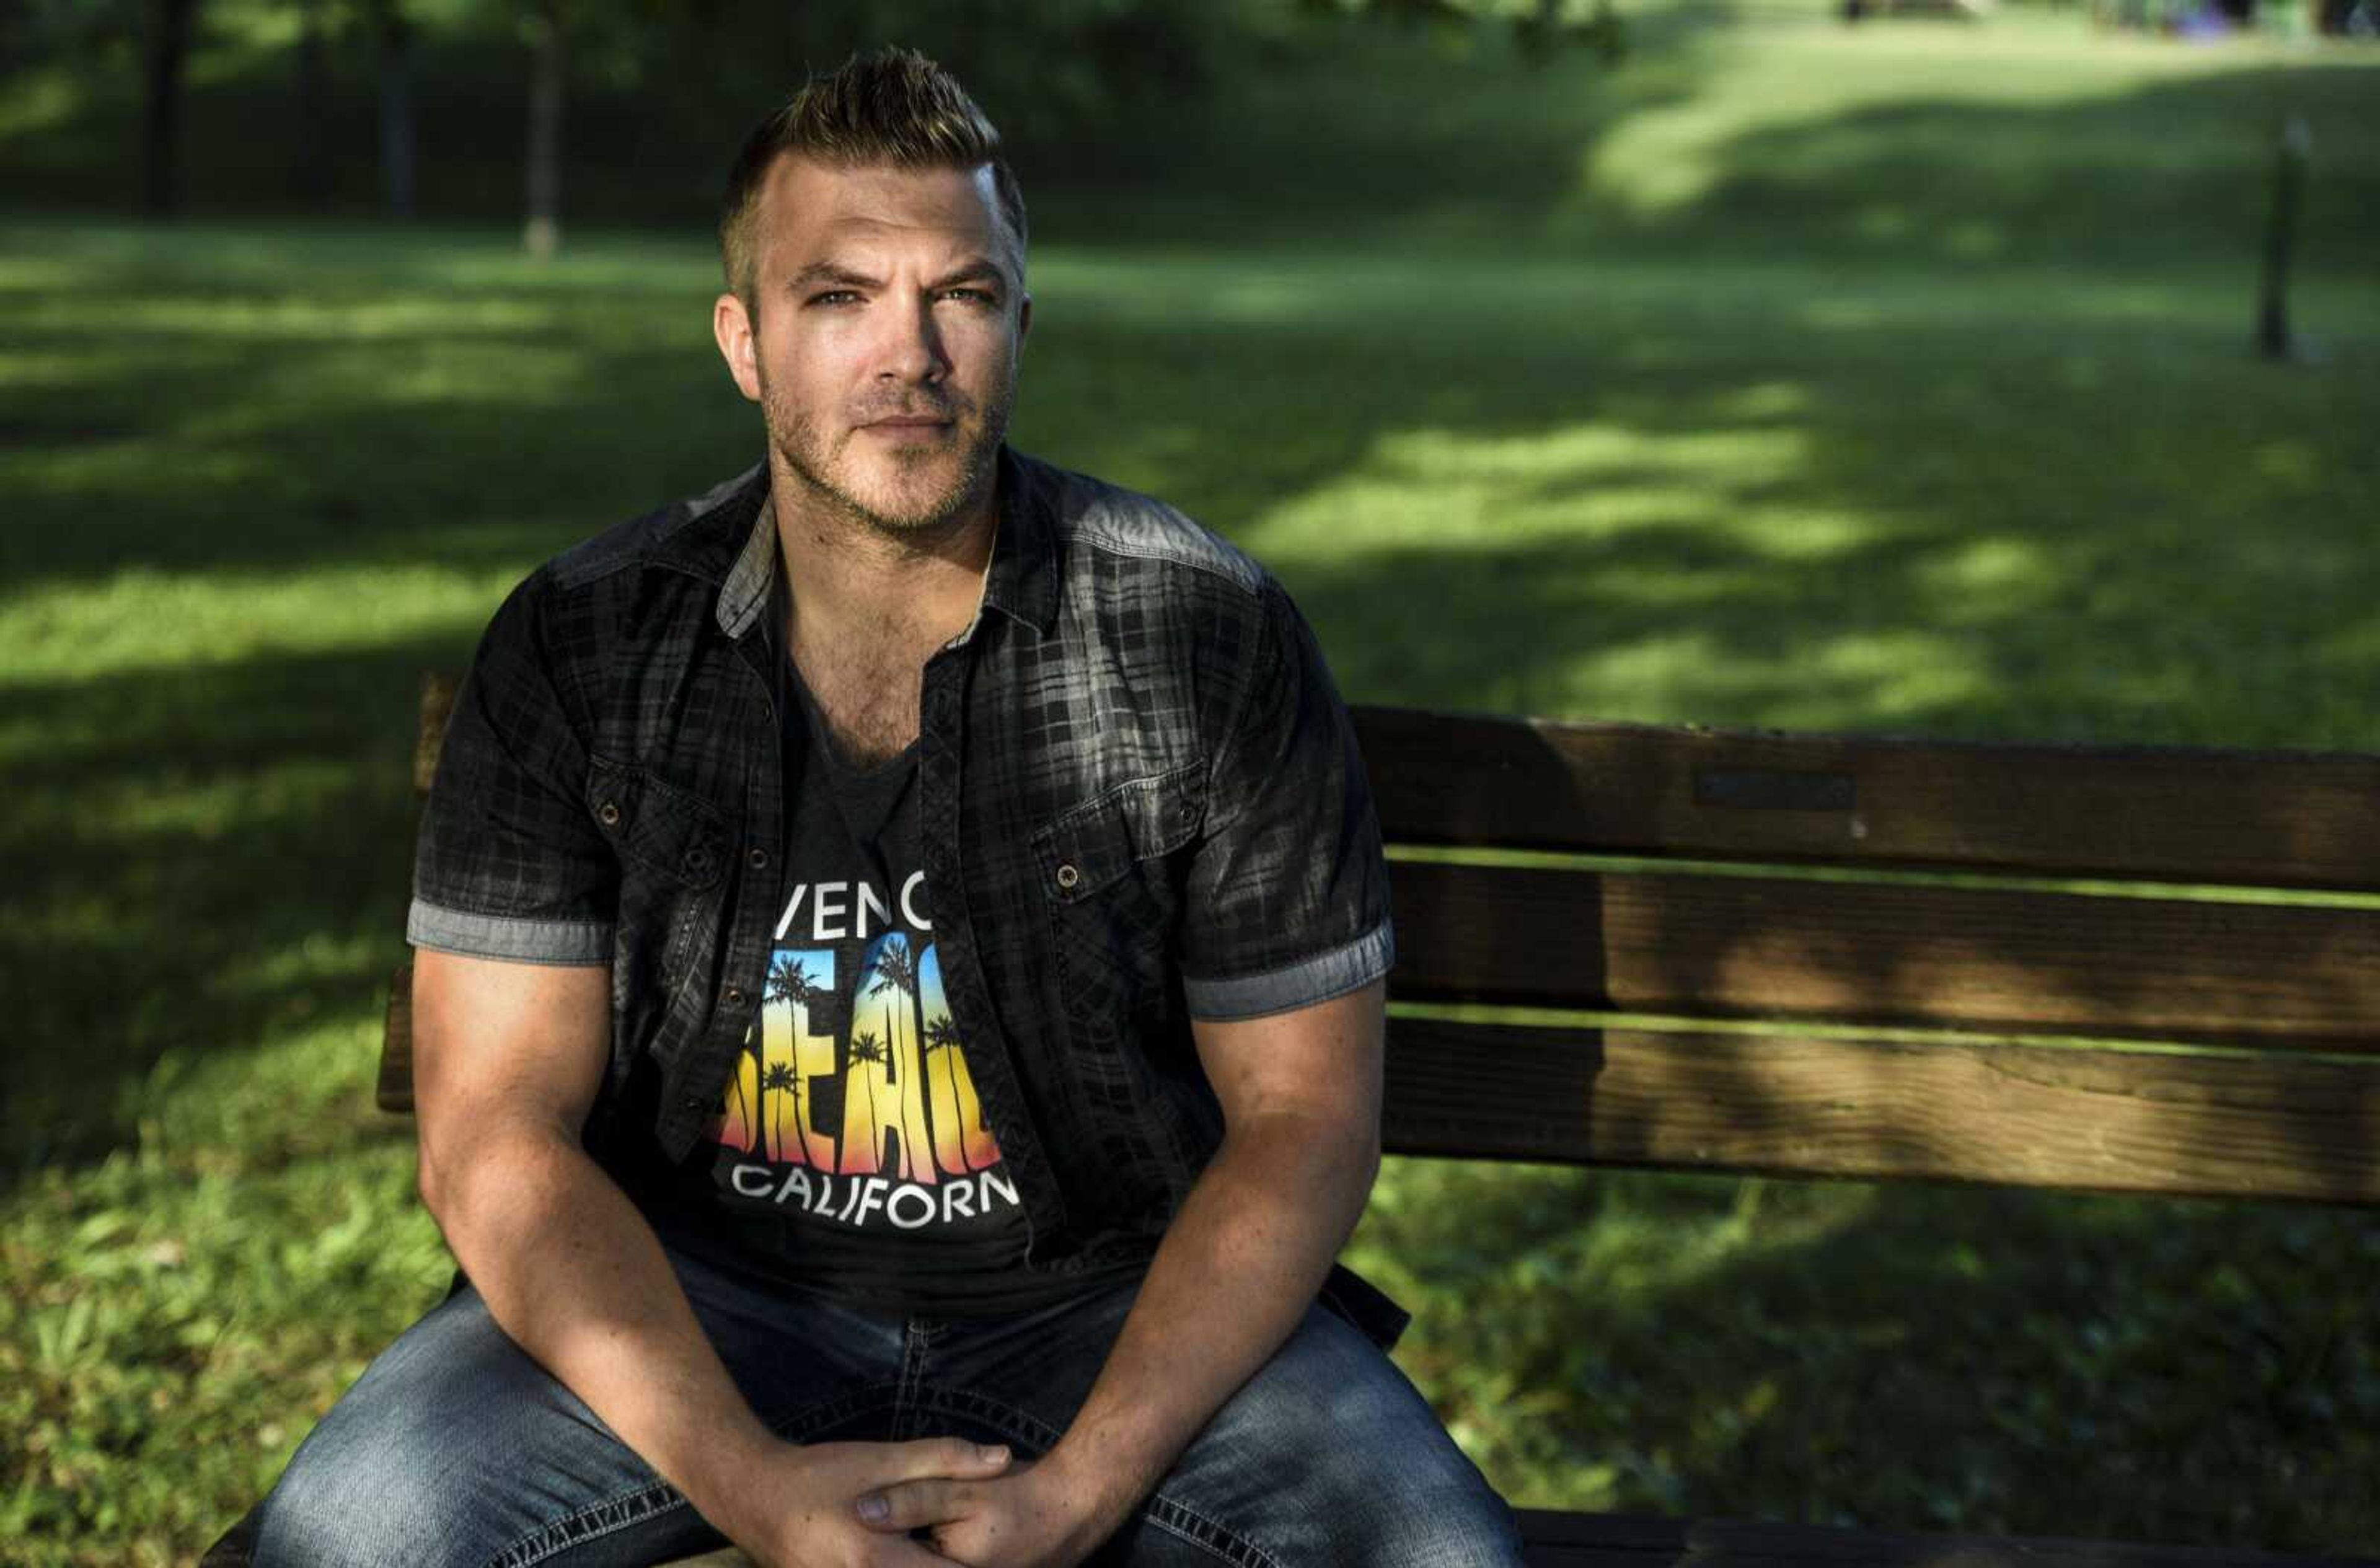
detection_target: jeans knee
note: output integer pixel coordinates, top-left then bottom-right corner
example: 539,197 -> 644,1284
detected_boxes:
1357,1484 -> 1528,1568
251,1411 -> 482,1568
250,1451 -> 387,1568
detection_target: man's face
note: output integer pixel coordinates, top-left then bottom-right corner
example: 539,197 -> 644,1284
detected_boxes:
716,156 -> 1029,537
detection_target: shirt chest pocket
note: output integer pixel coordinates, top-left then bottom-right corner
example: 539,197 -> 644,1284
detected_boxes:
1033,762 -> 1206,1026
589,756 -> 732,992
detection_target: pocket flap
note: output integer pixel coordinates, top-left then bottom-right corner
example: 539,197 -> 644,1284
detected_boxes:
588,757 -> 730,889
1032,764 -> 1205,906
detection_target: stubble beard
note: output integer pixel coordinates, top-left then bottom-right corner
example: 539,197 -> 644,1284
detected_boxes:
762,366 -> 1015,545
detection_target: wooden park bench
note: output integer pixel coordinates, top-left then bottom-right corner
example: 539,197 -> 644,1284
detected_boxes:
209,672 -> 2380,1568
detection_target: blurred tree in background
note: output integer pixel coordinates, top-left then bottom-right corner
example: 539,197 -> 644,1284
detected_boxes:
1,0 -> 1637,249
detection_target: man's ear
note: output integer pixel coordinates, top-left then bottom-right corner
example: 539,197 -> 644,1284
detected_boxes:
713,291 -> 762,403
1016,292 -> 1033,355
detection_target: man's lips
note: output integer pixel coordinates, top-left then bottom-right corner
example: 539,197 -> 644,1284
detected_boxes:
860,416 -> 953,433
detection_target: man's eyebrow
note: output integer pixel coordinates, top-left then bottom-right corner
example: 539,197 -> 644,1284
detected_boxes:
785,259 -> 1012,294
788,262 -> 880,292
929,259 -> 1010,293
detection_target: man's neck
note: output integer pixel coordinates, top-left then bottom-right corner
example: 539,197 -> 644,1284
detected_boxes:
767,456 -> 998,663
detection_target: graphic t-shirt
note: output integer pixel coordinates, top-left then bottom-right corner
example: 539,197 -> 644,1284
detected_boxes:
646,657 -> 1069,1317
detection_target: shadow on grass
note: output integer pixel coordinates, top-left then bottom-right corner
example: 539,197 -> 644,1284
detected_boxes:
1356,1159 -> 2380,1550
3,637 -> 462,1173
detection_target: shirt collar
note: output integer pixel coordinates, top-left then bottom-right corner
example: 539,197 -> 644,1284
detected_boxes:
979,446 -> 1059,640
709,446 -> 1060,644
712,477 -> 778,640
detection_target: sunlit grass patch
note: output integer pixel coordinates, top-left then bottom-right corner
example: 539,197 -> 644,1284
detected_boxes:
0,565 -> 517,682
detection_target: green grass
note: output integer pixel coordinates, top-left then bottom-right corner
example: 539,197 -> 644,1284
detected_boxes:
5,7 -> 2379,1564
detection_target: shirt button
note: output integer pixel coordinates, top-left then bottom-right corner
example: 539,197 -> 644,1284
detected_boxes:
1054,863 -> 1081,891
724,987 -> 746,1007
683,847 -> 713,875
678,1095 -> 705,1112
596,801 -> 621,827
748,848 -> 770,871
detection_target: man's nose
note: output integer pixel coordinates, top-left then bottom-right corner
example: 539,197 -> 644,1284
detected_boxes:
875,294 -> 949,384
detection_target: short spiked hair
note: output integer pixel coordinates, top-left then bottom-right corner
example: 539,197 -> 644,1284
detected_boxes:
719,48 -> 1028,312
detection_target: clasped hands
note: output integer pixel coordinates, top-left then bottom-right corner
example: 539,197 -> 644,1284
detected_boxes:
732,1434 -> 1111,1568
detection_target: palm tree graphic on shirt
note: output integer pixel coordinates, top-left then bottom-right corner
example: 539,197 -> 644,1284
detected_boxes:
716,932 -> 1002,1183
758,1062 -> 800,1163
867,936 -> 941,1184
742,952 -> 824,1163
920,1012 -> 1000,1174
842,1030 -> 895,1176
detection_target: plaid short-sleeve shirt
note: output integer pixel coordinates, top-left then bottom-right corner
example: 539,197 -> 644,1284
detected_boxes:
408,448 -> 1404,1339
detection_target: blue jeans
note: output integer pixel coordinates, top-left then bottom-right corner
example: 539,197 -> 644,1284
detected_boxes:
253,1242 -> 1525,1567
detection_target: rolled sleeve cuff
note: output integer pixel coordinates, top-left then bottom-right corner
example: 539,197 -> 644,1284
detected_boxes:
407,897 -> 613,967
1183,918 -> 1395,1021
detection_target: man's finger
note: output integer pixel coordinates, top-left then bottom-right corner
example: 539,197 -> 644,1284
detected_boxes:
855,1476 -> 968,1533
889,1435 -> 1011,1482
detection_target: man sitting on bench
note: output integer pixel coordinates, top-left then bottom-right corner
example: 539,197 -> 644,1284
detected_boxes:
249,46 -> 1523,1568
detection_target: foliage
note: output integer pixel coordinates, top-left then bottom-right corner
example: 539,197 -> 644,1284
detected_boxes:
2,7 -> 2378,1564
1302,0 -> 1629,59
0,0 -> 1233,224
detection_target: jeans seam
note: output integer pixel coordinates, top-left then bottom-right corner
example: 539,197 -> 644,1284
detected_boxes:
906,1386 -> 1065,1451
892,1320 -> 935,1440
1140,1492 -> 1284,1568
766,1381 -> 902,1442
486,1476 -> 687,1568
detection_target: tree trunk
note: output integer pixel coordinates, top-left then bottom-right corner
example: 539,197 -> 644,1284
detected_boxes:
374,2 -> 416,219
141,0 -> 200,218
2255,115 -> 2311,362
524,4 -> 565,260
293,0 -> 330,203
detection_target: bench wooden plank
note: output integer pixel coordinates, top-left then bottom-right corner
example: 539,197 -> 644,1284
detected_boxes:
413,669 -> 460,795
1510,1512 -> 2380,1568
377,967 -> 2380,1202
1378,1020 -> 2380,1204
1386,860 -> 2380,1053
387,876 -> 2380,1080
1355,708 -> 2380,892
416,682 -> 2380,896
214,1503 -> 2380,1568
377,974 -> 415,1113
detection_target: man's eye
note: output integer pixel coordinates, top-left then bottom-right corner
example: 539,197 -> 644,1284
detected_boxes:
941,288 -> 997,306
808,290 -> 861,307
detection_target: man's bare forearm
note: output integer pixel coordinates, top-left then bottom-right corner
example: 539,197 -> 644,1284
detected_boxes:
1033,1109 -> 1380,1546
423,1128 -> 778,1538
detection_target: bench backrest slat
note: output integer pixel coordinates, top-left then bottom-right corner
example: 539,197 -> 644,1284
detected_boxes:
1356,707 -> 2380,891
414,674 -> 461,795
1380,1023 -> 2380,1209
379,961 -> 2380,1206
1388,860 -> 2380,1052
1379,1019 -> 2380,1205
